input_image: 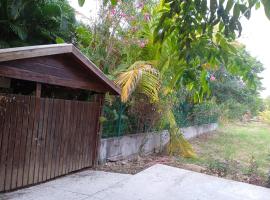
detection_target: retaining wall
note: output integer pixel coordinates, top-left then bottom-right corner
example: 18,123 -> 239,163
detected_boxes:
99,123 -> 218,163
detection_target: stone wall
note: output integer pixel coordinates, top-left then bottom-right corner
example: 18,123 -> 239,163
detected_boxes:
99,123 -> 218,163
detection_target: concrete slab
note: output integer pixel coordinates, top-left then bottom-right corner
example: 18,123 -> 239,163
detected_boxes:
0,170 -> 131,200
91,164 -> 270,200
1,164 -> 270,200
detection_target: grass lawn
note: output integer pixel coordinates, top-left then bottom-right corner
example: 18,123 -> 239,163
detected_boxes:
179,122 -> 270,186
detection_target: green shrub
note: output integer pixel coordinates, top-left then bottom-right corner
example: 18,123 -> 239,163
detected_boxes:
259,110 -> 270,125
193,102 -> 220,126
219,99 -> 249,121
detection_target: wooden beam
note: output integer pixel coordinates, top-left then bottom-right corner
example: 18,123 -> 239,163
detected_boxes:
0,44 -> 73,62
0,65 -> 109,93
36,83 -> 41,98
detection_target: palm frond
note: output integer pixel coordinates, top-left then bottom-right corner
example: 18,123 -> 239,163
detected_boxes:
116,61 -> 160,102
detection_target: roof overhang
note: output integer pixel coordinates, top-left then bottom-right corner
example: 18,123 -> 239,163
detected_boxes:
0,44 -> 121,95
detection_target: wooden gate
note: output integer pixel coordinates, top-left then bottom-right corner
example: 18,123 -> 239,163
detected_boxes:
0,94 -> 102,192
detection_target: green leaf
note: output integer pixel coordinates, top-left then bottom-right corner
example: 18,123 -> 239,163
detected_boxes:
56,37 -> 65,44
210,0 -> 218,14
219,0 -> 225,6
111,0 -> 117,6
225,0 -> 234,12
255,2 -> 261,10
233,3 -> 241,19
261,0 -> 270,20
9,23 -> 27,40
78,0 -> 85,7
43,3 -> 62,18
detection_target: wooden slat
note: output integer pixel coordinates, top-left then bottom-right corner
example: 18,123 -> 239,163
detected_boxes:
16,96 -> 31,188
50,99 -> 61,179
38,98 -> 49,182
66,100 -> 76,173
11,96 -> 25,190
63,100 -> 71,174
22,96 -> 36,186
4,95 -> 19,191
42,98 -> 54,181
27,97 -> 41,185
47,99 -> 57,180
0,96 -> 10,191
77,102 -> 85,170
33,98 -> 45,184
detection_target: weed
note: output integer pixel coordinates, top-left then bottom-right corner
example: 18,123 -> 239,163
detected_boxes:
207,159 -> 229,177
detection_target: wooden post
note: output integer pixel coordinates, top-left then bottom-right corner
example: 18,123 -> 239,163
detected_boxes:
36,83 -> 41,98
93,93 -> 104,167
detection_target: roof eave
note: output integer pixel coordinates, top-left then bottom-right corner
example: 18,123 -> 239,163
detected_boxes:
0,44 -> 121,95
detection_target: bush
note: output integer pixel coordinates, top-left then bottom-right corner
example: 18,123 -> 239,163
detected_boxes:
219,99 -> 249,121
259,110 -> 270,125
193,102 -> 220,126
173,101 -> 219,127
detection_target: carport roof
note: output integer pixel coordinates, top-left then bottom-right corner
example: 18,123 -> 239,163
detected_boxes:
0,44 -> 121,95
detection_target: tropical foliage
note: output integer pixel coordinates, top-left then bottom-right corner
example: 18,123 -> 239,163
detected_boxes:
0,0 -> 76,47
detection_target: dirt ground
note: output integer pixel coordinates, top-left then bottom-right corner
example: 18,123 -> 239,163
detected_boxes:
96,154 -> 206,175
96,153 -> 268,187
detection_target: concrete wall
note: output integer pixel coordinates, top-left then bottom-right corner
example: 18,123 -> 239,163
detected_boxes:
99,130 -> 170,163
181,123 -> 218,139
99,123 -> 218,163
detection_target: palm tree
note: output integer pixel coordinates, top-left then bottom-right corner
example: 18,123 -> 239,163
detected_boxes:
116,61 -> 160,103
115,61 -> 196,158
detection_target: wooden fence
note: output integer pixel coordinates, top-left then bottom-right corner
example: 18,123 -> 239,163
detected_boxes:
0,94 -> 102,192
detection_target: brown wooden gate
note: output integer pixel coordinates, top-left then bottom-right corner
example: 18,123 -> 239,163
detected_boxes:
0,94 -> 102,192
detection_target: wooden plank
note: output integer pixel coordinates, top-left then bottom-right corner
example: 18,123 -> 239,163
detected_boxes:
58,100 -> 68,175
33,98 -> 45,184
47,99 -> 57,180
66,100 -> 75,173
0,96 -> 6,160
63,100 -> 71,174
85,103 -> 93,167
0,65 -> 107,93
4,95 -> 19,191
11,96 -> 25,190
54,99 -> 64,177
77,102 -> 85,170
0,44 -> 72,62
50,99 -> 61,179
42,98 -> 54,181
16,96 -> 31,188
27,97 -> 41,185
38,98 -> 50,182
70,101 -> 80,172
22,96 -> 36,186
0,96 -> 10,192
5,58 -> 95,81
81,103 -> 89,168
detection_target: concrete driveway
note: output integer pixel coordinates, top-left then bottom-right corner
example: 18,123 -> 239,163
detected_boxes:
1,164 -> 270,200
